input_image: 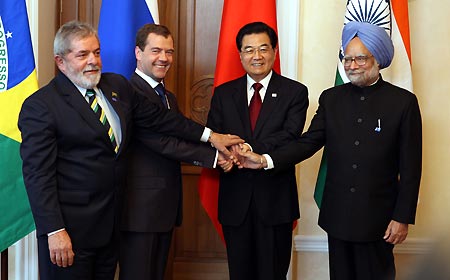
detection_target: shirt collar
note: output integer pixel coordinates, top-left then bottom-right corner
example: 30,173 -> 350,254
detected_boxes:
246,70 -> 273,92
135,68 -> 163,89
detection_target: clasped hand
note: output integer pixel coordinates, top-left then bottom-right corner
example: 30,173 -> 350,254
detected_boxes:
217,144 -> 267,172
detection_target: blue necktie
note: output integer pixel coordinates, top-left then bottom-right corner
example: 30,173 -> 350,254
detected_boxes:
86,89 -> 119,153
154,83 -> 168,108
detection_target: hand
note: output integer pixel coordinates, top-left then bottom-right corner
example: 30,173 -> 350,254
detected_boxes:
384,220 -> 408,244
229,144 -> 249,162
48,230 -> 75,267
218,151 -> 234,172
236,150 -> 267,169
209,132 -> 244,158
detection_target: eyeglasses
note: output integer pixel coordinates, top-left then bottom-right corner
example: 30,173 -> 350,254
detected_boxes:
241,45 -> 272,56
342,55 -> 373,67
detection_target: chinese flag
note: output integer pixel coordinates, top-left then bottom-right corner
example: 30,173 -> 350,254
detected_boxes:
198,0 -> 280,242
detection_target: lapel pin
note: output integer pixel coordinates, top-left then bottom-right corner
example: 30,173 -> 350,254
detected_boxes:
112,92 -> 118,101
374,119 -> 381,132
271,93 -> 277,98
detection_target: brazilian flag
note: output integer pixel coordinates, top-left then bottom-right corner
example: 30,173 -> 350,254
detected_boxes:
0,0 -> 37,252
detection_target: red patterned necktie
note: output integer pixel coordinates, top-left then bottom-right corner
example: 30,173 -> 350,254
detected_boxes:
249,82 -> 263,132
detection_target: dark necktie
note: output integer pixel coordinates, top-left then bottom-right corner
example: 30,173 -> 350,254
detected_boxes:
249,82 -> 263,132
86,89 -> 119,153
154,83 -> 168,108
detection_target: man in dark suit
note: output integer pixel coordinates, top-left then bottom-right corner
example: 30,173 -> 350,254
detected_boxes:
207,22 -> 309,280
119,24 -> 219,280
18,21 -> 241,280
238,21 -> 422,280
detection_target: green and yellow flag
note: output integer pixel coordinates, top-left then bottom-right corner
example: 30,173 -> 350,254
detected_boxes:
0,0 -> 37,252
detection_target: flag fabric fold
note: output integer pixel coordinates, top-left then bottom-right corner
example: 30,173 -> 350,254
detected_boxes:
314,0 -> 413,207
0,0 -> 37,252
98,0 -> 159,79
198,0 -> 280,241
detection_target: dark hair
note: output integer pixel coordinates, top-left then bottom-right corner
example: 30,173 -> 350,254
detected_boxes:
235,21 -> 278,51
135,24 -> 173,51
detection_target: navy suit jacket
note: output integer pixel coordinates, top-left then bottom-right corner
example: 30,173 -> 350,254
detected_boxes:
120,73 -> 216,232
19,72 -> 204,248
207,72 -> 309,226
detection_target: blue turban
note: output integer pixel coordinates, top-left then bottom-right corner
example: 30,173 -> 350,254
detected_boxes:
342,21 -> 394,69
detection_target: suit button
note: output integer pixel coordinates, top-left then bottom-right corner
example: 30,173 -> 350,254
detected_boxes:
354,140 -> 360,146
350,187 -> 356,193
352,164 -> 358,169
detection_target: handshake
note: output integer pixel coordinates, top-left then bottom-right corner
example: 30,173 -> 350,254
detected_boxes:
208,132 -> 269,171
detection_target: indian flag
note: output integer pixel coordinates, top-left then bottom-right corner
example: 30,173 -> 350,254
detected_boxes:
0,0 -> 37,252
314,0 -> 413,207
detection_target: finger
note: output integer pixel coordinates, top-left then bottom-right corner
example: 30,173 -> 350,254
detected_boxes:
220,147 -> 232,157
50,251 -> 57,265
61,251 -> 68,267
68,250 -> 75,266
55,252 -> 63,267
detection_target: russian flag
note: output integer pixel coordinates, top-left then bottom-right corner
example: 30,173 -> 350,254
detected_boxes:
98,0 -> 159,78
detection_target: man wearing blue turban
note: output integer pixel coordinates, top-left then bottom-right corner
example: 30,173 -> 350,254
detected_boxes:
237,21 -> 422,280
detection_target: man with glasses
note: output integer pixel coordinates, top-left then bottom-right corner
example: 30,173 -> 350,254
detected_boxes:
237,21 -> 422,280
207,21 -> 309,280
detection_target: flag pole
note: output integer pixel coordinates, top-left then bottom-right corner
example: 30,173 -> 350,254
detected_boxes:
1,249 -> 7,280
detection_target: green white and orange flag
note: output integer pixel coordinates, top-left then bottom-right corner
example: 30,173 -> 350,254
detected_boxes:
0,0 -> 37,252
314,0 -> 413,207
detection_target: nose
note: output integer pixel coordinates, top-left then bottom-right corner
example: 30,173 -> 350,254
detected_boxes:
87,52 -> 98,64
253,49 -> 263,59
349,59 -> 359,69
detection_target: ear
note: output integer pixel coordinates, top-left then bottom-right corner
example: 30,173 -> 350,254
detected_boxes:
54,55 -> 65,71
135,46 -> 142,61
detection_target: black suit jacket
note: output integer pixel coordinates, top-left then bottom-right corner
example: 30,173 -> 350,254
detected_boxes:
120,73 -> 216,232
207,72 -> 309,226
19,72 -> 205,248
270,76 -> 422,242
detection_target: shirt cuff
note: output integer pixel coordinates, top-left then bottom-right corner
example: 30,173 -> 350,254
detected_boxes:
263,154 -> 274,169
201,127 -> 212,142
48,228 -> 65,236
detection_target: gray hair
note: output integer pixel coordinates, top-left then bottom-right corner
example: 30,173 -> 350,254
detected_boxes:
54,21 -> 99,57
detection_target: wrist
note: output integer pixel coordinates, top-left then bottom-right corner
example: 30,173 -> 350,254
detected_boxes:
208,131 -> 215,147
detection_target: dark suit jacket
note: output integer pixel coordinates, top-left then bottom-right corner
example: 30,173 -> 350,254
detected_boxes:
18,72 -> 205,248
207,72 -> 309,226
270,76 -> 422,242
120,73 -> 216,232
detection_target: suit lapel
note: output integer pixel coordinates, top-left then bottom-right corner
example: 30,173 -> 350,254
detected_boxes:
55,73 -> 107,135
253,73 -> 281,137
232,76 -> 253,137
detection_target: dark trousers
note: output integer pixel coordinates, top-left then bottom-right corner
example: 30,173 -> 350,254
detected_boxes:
222,201 -> 293,280
37,235 -> 118,280
119,230 -> 173,280
328,235 -> 395,280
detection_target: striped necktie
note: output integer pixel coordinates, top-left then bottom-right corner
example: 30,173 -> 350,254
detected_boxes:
86,89 -> 119,153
